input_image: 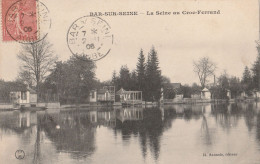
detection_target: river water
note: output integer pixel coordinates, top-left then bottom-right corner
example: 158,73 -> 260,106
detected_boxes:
0,103 -> 260,164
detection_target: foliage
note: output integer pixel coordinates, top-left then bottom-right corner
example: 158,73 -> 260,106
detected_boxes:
136,49 -> 146,91
218,71 -> 229,89
229,76 -> 242,98
181,85 -> 192,98
242,66 -> 253,95
144,47 -> 162,101
252,45 -> 260,90
0,79 -> 26,103
45,56 -> 96,104
111,46 -> 162,102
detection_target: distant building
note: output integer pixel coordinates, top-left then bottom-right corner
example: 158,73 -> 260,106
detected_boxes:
201,88 -> 211,99
253,90 -> 260,99
116,88 -> 142,105
191,93 -> 201,99
89,87 -> 115,103
10,86 -> 37,107
240,91 -> 247,98
227,89 -> 231,99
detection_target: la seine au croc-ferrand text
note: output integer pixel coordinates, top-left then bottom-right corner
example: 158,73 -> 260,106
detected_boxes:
89,10 -> 221,16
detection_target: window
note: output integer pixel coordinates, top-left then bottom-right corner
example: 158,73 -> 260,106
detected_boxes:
21,91 -> 27,100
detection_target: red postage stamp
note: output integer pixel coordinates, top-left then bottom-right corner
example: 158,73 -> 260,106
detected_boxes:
2,0 -> 50,43
2,0 -> 37,42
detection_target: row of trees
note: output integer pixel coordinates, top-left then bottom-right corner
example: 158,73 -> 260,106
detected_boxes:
111,47 -> 162,101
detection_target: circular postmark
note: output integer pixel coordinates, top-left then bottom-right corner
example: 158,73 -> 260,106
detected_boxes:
15,149 -> 25,159
67,16 -> 113,61
5,0 -> 51,44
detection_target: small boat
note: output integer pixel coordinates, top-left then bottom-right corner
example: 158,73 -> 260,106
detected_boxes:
20,106 -> 47,111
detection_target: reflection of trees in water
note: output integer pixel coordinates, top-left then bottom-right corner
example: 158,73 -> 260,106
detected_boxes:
211,103 -> 259,133
2,103 -> 259,162
183,105 -> 204,121
33,123 -> 41,164
116,108 -> 163,161
0,111 -> 37,142
256,112 -> 260,145
244,103 -> 257,132
39,111 -> 97,159
163,104 -> 204,121
115,106 -> 205,161
211,103 -> 242,132
201,115 -> 212,145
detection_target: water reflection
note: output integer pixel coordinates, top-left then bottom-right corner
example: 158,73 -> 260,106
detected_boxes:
1,103 -> 260,163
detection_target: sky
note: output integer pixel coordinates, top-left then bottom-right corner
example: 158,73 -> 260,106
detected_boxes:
0,0 -> 259,85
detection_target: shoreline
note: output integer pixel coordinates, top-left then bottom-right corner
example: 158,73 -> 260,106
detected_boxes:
0,98 -> 259,112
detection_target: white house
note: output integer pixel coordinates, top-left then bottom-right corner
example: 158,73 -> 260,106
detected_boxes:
191,94 -> 201,99
201,88 -> 211,99
253,90 -> 260,99
227,89 -> 231,99
10,87 -> 37,107
89,88 -> 113,103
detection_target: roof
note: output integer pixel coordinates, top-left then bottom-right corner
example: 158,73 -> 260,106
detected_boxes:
116,88 -> 142,95
116,88 -> 126,94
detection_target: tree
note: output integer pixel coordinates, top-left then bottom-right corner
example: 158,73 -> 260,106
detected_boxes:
46,56 -> 96,104
215,71 -> 230,99
252,44 -> 260,90
193,57 -> 216,88
119,65 -> 131,90
130,70 -> 138,90
242,66 -> 253,95
229,76 -> 242,98
145,46 -> 162,101
111,70 -> 119,90
218,71 -> 229,89
136,49 -> 146,91
161,76 -> 175,99
181,85 -> 192,98
17,38 -> 58,98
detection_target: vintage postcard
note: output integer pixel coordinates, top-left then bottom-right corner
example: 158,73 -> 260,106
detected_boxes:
0,0 -> 259,163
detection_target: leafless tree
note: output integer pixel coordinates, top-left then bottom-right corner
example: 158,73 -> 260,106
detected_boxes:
193,57 -> 217,88
17,39 -> 58,96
